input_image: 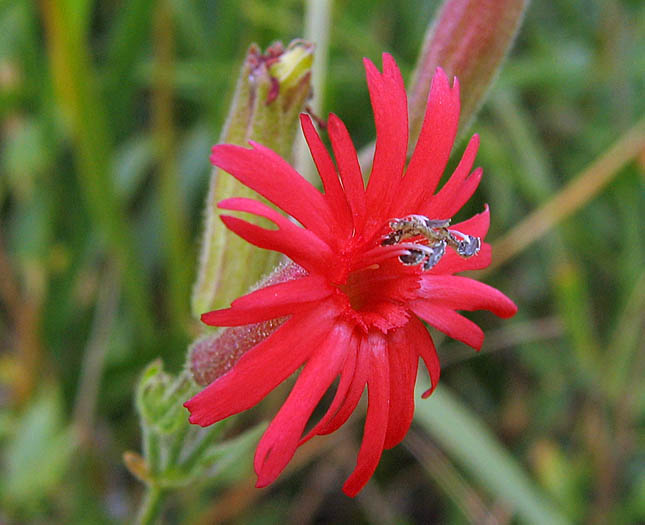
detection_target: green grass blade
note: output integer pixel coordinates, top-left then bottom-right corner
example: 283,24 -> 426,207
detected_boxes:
413,380 -> 570,525
41,0 -> 154,340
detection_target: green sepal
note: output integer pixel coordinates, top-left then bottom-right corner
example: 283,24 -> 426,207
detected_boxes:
135,359 -> 197,436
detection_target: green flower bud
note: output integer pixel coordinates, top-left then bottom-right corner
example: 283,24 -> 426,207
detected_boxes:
191,41 -> 314,318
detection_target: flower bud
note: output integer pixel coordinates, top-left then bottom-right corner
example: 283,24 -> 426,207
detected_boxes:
408,0 -> 528,142
136,359 -> 196,435
191,41 -> 313,317
190,261 -> 306,385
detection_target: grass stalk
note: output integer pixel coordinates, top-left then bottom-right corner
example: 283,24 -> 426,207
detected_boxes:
39,0 -> 154,340
152,0 -> 192,324
488,117 -> 645,272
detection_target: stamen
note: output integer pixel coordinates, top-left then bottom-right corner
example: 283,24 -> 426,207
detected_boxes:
423,240 -> 446,270
353,243 -> 413,270
381,214 -> 481,270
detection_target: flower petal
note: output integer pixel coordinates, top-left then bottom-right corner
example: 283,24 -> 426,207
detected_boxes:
342,332 -> 390,497
450,204 -> 490,239
411,301 -> 484,350
218,197 -> 336,276
299,328 -> 359,444
201,275 -> 333,327
328,113 -> 366,230
254,323 -> 352,487
419,275 -> 518,318
432,243 -> 492,274
364,54 -> 409,226
405,317 -> 440,399
415,133 -> 479,219
426,166 -> 483,220
314,333 -> 371,436
395,68 -> 461,215
184,303 -> 339,426
383,326 -> 418,449
300,114 -> 352,235
210,142 -> 339,242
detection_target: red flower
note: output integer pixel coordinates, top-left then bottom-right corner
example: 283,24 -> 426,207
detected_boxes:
185,54 -> 517,496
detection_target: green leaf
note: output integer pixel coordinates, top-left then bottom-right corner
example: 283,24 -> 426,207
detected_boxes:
0,385 -> 76,509
414,381 -> 570,525
58,0 -> 93,42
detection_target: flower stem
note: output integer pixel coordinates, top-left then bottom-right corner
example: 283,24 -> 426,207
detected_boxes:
182,421 -> 227,472
166,421 -> 189,467
143,426 -> 161,477
137,484 -> 166,525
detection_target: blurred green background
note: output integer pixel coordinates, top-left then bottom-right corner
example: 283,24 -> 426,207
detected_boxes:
0,0 -> 643,523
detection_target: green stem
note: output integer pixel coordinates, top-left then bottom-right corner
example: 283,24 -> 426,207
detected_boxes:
166,421 -> 190,467
294,0 -> 331,182
137,484 -> 166,525
182,421 -> 227,472
143,426 -> 162,477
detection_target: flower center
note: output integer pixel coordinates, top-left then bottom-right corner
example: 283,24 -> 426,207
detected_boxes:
334,214 -> 482,333
340,266 -> 383,312
338,258 -> 421,333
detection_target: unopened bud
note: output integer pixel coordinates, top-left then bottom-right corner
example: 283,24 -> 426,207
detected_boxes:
190,261 -> 306,385
192,41 -> 314,317
408,0 -> 528,142
136,359 -> 196,435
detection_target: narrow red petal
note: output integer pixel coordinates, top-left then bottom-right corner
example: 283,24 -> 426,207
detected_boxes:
383,327 -> 418,449
218,197 -> 335,276
210,142 -> 339,242
429,206 -> 491,274
300,114 -> 352,234
364,54 -> 409,226
451,204 -> 490,238
201,275 -> 333,327
419,275 -> 518,318
404,317 -> 440,398
395,68 -> 461,216
184,303 -> 340,426
414,133 -> 478,218
299,329 -> 359,444
315,333 -> 371,436
342,332 -> 390,497
254,323 -> 352,487
328,113 -> 366,230
411,301 -> 485,350
426,166 -> 483,220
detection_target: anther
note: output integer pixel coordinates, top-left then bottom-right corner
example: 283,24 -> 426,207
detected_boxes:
383,214 -> 481,271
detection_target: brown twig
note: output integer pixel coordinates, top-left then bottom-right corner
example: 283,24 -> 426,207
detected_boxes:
487,117 -> 645,273
0,230 -> 44,404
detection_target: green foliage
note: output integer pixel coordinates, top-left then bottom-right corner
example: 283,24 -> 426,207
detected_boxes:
130,360 -> 266,524
136,360 -> 195,436
0,386 -> 76,516
414,381 -> 569,524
